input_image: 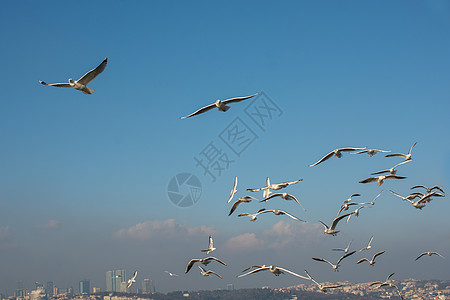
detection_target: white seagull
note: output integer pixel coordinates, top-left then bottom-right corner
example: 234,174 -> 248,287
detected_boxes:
181,93 -> 258,119
385,142 -> 417,162
201,235 -> 216,254
357,251 -> 385,266
346,206 -> 366,223
320,212 -> 354,236
260,193 -> 305,210
332,240 -> 352,253
411,185 -> 445,194
352,148 -> 391,156
127,271 -> 138,288
304,270 -> 343,293
185,257 -> 227,274
238,208 -> 267,222
309,147 -> 366,167
312,251 -> 356,272
227,176 -> 238,203
390,190 -> 427,209
370,273 -> 403,300
257,209 -> 305,222
238,265 -> 308,279
366,190 -> 383,206
228,196 -> 256,216
39,57 -> 107,94
371,160 -> 410,176
164,271 -> 179,277
358,236 -> 374,252
415,251 -> 445,260
359,175 -> 406,186
198,266 -> 222,279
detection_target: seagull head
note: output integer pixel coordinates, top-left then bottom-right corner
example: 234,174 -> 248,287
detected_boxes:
68,78 -> 75,85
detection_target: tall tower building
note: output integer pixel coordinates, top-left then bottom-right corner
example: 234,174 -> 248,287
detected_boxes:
79,280 -> 90,294
45,282 -> 54,297
142,279 -> 155,293
106,269 -> 126,292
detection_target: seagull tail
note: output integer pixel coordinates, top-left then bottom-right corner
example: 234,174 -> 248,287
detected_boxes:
222,106 -> 230,112
83,88 -> 95,94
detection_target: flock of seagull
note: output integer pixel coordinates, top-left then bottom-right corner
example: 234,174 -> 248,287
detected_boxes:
39,58 -> 447,298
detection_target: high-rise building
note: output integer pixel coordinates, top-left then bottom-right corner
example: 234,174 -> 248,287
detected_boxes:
142,279 -> 155,293
45,282 -> 53,297
79,280 -> 90,294
106,269 -> 126,292
15,281 -> 26,298
35,283 -> 44,290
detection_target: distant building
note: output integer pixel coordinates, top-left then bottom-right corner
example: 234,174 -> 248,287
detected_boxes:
92,287 -> 101,293
227,284 -> 234,290
15,281 -> 26,298
106,269 -> 126,292
45,282 -> 53,297
142,279 -> 155,293
30,289 -> 46,300
35,283 -> 44,290
79,280 -> 90,294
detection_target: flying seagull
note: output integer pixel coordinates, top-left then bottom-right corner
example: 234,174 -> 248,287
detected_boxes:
371,160 -> 410,176
357,251 -> 385,266
411,185 -> 445,194
227,176 -> 238,203
181,93 -> 258,119
385,142 -> 417,162
185,257 -> 227,274
238,208 -> 267,222
238,265 -> 308,279
366,190 -> 383,206
320,212 -> 354,236
415,251 -> 445,261
228,196 -> 256,216
39,57 -> 107,94
257,209 -> 305,222
346,206 -> 366,223
359,175 -> 406,186
201,235 -> 216,254
332,240 -> 352,253
198,266 -> 222,279
370,273 -> 403,300
304,270 -> 343,293
309,147 -> 366,167
312,251 -> 356,272
260,193 -> 306,210
164,271 -> 179,277
241,265 -> 267,272
352,148 -> 391,156
358,236 -> 374,252
390,190 -> 427,209
127,271 -> 138,288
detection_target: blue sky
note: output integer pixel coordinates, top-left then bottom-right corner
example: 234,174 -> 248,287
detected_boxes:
0,0 -> 449,294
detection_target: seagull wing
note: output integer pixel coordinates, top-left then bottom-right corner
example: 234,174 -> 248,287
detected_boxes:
372,251 -> 385,261
278,210 -> 305,222
246,187 -> 264,192
207,270 -> 222,279
370,169 -> 390,175
185,259 -> 200,273
387,273 -> 395,281
312,257 -> 334,268
77,57 -> 108,85
39,81 -> 72,88
181,103 -> 217,119
285,194 -> 305,210
352,150 -> 368,154
338,147 -> 366,152
408,142 -> 417,154
330,212 -> 353,230
431,252 -> 445,259
241,265 -> 264,272
359,177 -> 378,184
386,175 -> 407,180
304,270 -> 320,286
229,198 -> 251,216
227,177 -> 238,203
310,151 -> 335,167
277,267 -> 309,279
337,251 -> 357,264
237,267 -> 269,278
356,258 -> 370,264
415,253 -> 427,260
260,193 -> 281,202
205,257 -> 227,266
332,248 -> 345,252
385,153 -> 407,158
431,186 -> 445,193
222,93 -> 258,104
208,235 -> 213,248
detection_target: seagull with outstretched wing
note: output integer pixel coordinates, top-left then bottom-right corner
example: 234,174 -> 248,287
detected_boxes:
40,57 -> 107,94
310,147 -> 366,167
181,93 -> 258,119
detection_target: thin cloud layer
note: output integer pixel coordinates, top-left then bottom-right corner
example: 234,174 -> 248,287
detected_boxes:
224,233 -> 264,251
35,220 -> 61,229
113,219 -> 216,241
0,226 -> 18,250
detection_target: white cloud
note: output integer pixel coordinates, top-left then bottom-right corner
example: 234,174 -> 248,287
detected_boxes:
263,221 -> 322,248
224,233 -> 265,251
35,220 -> 61,229
0,226 -> 18,250
113,219 -> 216,241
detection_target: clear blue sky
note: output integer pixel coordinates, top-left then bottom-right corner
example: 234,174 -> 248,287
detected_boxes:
0,0 -> 449,294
